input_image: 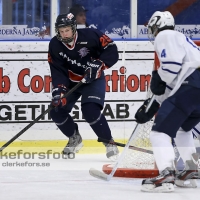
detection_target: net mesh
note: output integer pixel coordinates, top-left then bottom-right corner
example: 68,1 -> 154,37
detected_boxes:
116,87 -> 156,170
118,121 -> 155,169
103,59 -> 158,177
104,42 -> 200,177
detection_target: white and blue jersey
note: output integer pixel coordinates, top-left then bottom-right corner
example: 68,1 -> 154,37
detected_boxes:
154,30 -> 200,105
152,30 -> 200,138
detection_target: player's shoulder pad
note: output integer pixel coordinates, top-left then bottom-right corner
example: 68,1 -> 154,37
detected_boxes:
156,30 -> 184,44
49,36 -> 60,45
49,36 -> 62,48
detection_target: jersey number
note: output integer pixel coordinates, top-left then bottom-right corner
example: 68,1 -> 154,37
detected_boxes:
161,49 -> 166,58
100,35 -> 112,48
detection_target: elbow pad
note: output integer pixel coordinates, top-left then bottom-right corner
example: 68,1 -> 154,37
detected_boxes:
150,70 -> 166,95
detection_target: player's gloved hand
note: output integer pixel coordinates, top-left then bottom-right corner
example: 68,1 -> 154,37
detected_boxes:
51,85 -> 68,108
135,98 -> 160,124
84,59 -> 104,83
150,70 -> 166,95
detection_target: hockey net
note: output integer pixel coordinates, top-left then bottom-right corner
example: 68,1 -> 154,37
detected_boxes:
102,40 -> 200,178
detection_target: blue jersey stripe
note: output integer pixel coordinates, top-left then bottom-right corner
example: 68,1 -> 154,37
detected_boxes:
161,66 -> 179,74
193,127 -> 200,135
162,61 -> 182,66
166,85 -> 173,90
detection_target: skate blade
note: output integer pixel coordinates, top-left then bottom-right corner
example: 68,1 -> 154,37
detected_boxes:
106,151 -> 119,161
75,142 -> 83,153
141,183 -> 174,193
175,179 -> 197,188
108,154 -> 119,162
62,143 -> 83,155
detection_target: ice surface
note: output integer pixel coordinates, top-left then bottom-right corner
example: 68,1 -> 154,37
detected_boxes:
0,154 -> 199,200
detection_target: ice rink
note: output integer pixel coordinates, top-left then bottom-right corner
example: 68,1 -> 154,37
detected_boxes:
0,153 -> 200,200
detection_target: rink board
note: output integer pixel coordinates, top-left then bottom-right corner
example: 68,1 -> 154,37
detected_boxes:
1,40 -> 199,151
0,40 -> 154,147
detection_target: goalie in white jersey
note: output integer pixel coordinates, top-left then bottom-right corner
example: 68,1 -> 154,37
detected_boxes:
135,11 -> 200,193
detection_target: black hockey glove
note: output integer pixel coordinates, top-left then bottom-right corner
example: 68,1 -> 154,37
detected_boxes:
150,70 -> 166,95
135,98 -> 160,124
51,85 -> 68,108
84,59 -> 104,83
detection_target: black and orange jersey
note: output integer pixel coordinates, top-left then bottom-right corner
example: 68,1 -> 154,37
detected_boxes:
48,28 -> 118,88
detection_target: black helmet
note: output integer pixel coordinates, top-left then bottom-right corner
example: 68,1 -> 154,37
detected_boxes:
55,13 -> 77,43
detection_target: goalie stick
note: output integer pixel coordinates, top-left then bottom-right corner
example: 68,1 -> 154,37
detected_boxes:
89,95 -> 156,181
97,138 -> 153,154
0,78 -> 86,153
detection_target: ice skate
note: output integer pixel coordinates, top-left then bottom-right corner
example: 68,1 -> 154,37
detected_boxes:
62,123 -> 83,155
175,153 -> 200,188
141,167 -> 175,193
103,139 -> 119,161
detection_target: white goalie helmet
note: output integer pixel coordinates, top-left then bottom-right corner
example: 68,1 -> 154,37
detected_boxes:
148,11 -> 175,41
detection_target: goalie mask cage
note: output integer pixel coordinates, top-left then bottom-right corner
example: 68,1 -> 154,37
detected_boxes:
102,40 -> 200,178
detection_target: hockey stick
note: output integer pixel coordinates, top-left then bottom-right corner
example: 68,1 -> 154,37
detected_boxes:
0,78 -> 86,153
89,95 -> 155,181
97,138 -> 153,154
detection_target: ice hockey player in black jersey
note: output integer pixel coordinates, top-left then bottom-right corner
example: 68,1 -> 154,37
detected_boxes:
48,12 -> 119,160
